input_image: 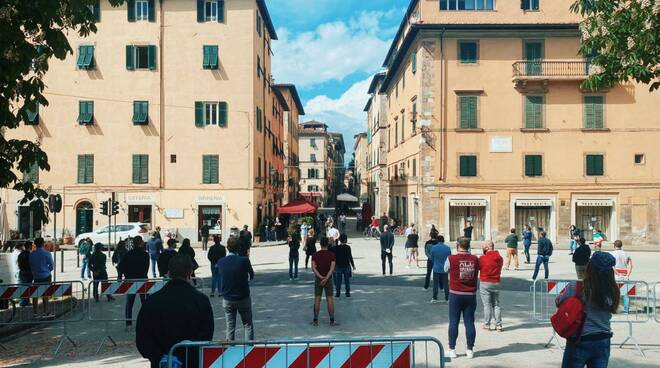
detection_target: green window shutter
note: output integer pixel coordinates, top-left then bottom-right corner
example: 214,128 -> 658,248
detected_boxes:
77,46 -> 86,68
460,42 -> 477,63
25,101 -> 39,124
93,1 -> 101,22
202,156 -> 211,183
202,46 -> 210,68
133,155 -> 148,184
147,45 -> 156,70
197,0 -> 204,22
584,96 -> 604,128
77,156 -> 85,183
218,101 -> 228,127
210,155 -> 219,183
86,155 -> 94,183
525,96 -> 543,129
84,46 -> 94,68
209,46 -> 218,69
127,0 -> 136,22
586,155 -> 604,176
460,96 -> 477,129
195,101 -> 204,127
525,155 -> 542,176
132,155 -> 140,183
126,45 -> 135,70
78,101 -> 94,124
460,156 -> 477,177
133,101 -> 148,124
468,97 -> 477,128
148,0 -> 155,22
218,0 -> 225,22
411,52 -> 417,73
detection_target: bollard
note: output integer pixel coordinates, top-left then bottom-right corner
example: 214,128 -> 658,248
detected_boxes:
60,250 -> 64,273
77,249 -> 80,268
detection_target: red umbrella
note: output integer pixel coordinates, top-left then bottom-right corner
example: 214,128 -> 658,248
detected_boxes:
278,199 -> 319,215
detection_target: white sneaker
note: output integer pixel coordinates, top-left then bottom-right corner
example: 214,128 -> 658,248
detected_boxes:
447,349 -> 457,359
430,299 -> 438,304
466,349 -> 474,359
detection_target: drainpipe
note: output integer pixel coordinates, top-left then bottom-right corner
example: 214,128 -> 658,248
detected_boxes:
439,28 -> 447,182
159,0 -> 165,189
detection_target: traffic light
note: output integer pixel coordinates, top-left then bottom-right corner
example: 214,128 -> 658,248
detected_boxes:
112,201 -> 119,216
100,200 -> 109,216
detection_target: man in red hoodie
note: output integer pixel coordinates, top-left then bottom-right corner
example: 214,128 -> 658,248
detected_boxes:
479,240 -> 503,332
444,237 -> 480,360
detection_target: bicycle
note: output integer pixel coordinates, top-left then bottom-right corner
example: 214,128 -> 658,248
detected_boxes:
363,227 -> 381,240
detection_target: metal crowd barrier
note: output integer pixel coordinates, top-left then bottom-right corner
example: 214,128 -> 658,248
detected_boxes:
167,336 -> 446,368
654,282 -> 659,323
0,281 -> 86,355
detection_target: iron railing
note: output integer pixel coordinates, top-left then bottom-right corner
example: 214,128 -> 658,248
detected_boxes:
513,60 -> 591,79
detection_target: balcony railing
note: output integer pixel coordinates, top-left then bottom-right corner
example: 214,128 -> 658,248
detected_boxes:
512,60 -> 591,80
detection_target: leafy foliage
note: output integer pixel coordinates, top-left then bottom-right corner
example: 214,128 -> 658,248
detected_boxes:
571,0 -> 660,91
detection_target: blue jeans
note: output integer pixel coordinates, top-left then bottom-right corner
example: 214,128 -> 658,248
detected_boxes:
288,255 -> 299,279
334,266 -> 351,295
125,293 -> 147,326
448,293 -> 477,350
532,255 -> 550,280
569,239 -> 577,253
523,243 -> 531,263
433,272 -> 449,301
562,338 -> 611,368
150,255 -> 158,278
211,266 -> 221,295
80,258 -> 91,279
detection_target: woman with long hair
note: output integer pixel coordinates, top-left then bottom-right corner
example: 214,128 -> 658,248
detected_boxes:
558,252 -> 619,368
178,238 -> 198,281
304,228 -> 317,269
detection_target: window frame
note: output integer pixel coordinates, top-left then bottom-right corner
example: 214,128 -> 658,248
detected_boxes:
522,0 -> 540,11
132,100 -> 149,125
523,154 -> 543,177
77,45 -> 95,69
310,153 -> 317,162
583,95 -> 605,129
77,154 -> 94,184
202,45 -> 219,70
585,153 -> 605,177
457,94 -> 479,129
204,0 -> 218,21
23,162 -> 39,184
135,0 -> 149,21
440,0 -> 495,11
458,154 -> 478,177
202,154 -> 220,184
634,153 -> 646,166
203,102 -> 219,126
524,94 -> 545,129
458,40 -> 479,64
78,100 -> 94,125
132,154 -> 149,184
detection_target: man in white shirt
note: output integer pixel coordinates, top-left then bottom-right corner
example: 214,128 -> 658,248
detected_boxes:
610,240 -> 633,313
327,225 -> 341,247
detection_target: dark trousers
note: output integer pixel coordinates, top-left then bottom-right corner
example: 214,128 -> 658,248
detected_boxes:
92,270 -> 112,301
433,272 -> 449,301
448,293 -> 477,350
125,293 -> 146,326
424,260 -> 433,289
532,255 -> 550,280
523,243 -> 531,263
334,266 -> 351,295
381,251 -> 393,275
305,254 -> 314,268
288,255 -> 299,279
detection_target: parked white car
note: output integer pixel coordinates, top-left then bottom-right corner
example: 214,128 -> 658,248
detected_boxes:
74,223 -> 150,249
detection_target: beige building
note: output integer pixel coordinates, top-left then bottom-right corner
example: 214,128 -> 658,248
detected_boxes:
353,132 -> 368,201
365,72 -> 390,219
3,0 -> 300,242
273,84 -> 305,204
369,0 -> 660,246
298,121 -> 330,205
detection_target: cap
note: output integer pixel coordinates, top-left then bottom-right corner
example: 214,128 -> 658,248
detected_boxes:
590,251 -> 616,273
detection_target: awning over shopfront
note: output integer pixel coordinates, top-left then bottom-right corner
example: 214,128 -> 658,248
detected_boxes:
449,199 -> 487,207
278,199 -> 318,215
515,199 -> 553,207
576,199 -> 614,207
337,193 -> 359,202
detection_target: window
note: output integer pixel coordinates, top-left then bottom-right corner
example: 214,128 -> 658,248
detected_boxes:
524,155 -> 543,177
411,52 -> 417,73
401,111 -> 405,143
441,0 -> 494,10
412,102 -> 417,133
256,12 -> 262,36
257,56 -> 261,79
23,163 -> 39,184
634,154 -> 645,165
522,0 -> 540,11
402,68 -> 406,90
132,101 -> 149,125
394,121 -> 398,147
586,154 -> 604,176
584,96 -> 604,128
77,155 -> 94,184
135,0 -> 150,21
195,101 -> 228,127
202,155 -> 219,184
202,45 -> 219,69
524,95 -> 544,129
132,154 -> 149,184
524,40 -> 544,76
459,41 -> 478,64
310,138 -> 316,147
24,102 -> 39,125
308,185 -> 319,192
308,168 -> 317,178
88,1 -> 101,22
126,45 -> 156,70
202,0 -> 223,21
256,107 -> 262,131
170,154 -> 176,163
412,158 -> 417,177
311,154 -> 317,162
459,155 -> 477,177
458,95 -> 478,129
78,101 -> 94,125
77,45 -> 95,69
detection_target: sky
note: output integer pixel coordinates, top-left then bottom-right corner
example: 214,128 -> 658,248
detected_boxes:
268,0 -> 410,160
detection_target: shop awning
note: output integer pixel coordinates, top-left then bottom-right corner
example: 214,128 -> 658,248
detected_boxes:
576,199 -> 614,207
515,199 -> 553,207
337,193 -> 359,202
449,199 -> 487,207
278,199 -> 318,215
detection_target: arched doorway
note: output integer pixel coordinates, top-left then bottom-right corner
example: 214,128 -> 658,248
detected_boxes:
76,201 -> 94,236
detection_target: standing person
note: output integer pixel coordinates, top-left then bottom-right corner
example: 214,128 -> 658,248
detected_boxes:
592,229 -> 604,251
327,224 -> 340,247
16,242 -> 33,307
423,229 -> 441,290
558,252 -> 619,368
504,229 -> 520,271
573,237 -> 591,280
568,225 -> 578,255
532,231 -> 553,280
274,217 -> 283,241
304,229 -> 317,269
610,240 -> 633,313
463,222 -> 474,240
430,235 -> 452,303
405,226 -> 420,268
119,237 -> 149,328
217,237 -> 255,341
199,223 -> 210,252
369,216 -> 380,238
157,239 -> 178,278
89,243 -> 114,302
379,225 -> 394,276
522,226 -> 533,264
479,240 -> 503,331
333,234 -> 355,298
146,231 -> 163,278
288,233 -> 301,280
444,237 -> 480,359
136,255 -> 213,368
311,237 -> 337,326
207,235 -> 226,297
29,237 -> 53,317
178,239 -> 198,280
339,213 -> 347,234
79,238 -> 93,280
239,225 -> 253,255
300,220 -> 310,241
112,240 -> 128,280
379,213 -> 388,233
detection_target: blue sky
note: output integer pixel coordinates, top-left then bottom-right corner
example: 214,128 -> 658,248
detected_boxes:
269,0 -> 409,158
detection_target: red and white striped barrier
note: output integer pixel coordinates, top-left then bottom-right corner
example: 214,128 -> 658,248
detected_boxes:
0,283 -> 72,300
99,280 -> 165,296
545,281 -> 570,295
617,282 -> 637,296
201,343 -> 411,368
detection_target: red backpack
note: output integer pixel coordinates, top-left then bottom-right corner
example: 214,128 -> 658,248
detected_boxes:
551,282 -> 585,339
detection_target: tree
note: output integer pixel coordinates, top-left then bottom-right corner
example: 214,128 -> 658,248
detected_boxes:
0,0 -> 124,226
571,0 -> 660,92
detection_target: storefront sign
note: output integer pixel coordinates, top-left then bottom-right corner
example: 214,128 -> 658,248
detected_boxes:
197,194 -> 225,204
516,199 -> 552,207
489,136 -> 513,153
449,199 -> 487,207
164,208 -> 184,219
576,199 -> 614,207
126,193 -> 155,204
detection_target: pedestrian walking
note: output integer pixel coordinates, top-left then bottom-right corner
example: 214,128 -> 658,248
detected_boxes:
522,226 -> 533,264
217,237 -> 255,341
16,242 -> 33,307
157,239 -> 178,278
573,238 -> 591,280
89,243 -> 115,302
339,213 -> 347,234
405,225 -> 419,268
430,235 -> 451,303
558,252 -> 619,368
136,255 -> 213,368
29,237 -> 53,317
199,223 -> 210,252
119,237 -> 149,328
79,237 -> 93,279
146,231 -> 163,278
311,237 -> 337,326
504,228 -> 520,270
112,240 -> 128,280
178,238 -> 198,281
423,228 -> 441,290
333,234 -> 355,298
532,231 -> 553,280
304,229 -> 317,269
207,235 -> 227,297
479,240 -> 503,331
288,233 -> 301,280
568,225 -> 578,255
327,224 -> 340,247
239,225 -> 252,256
300,220 -> 310,241
463,222 -> 474,240
592,229 -> 604,251
380,225 -> 394,275
444,237 -> 480,359
610,240 -> 633,313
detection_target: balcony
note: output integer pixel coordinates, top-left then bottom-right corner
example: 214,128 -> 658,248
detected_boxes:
513,60 -> 592,80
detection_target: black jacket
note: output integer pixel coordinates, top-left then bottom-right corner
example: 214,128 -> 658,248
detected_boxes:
136,280 -> 214,368
538,238 -> 554,256
88,251 -> 107,273
572,244 -> 592,266
119,248 -> 150,279
207,244 -> 226,266
333,244 -> 355,269
157,249 -> 177,277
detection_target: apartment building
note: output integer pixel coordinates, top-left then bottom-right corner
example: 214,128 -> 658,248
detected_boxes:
353,132 -> 368,202
4,0 -> 300,241
370,0 -> 659,246
298,121 -> 330,205
273,84 -> 305,204
365,72 -> 390,218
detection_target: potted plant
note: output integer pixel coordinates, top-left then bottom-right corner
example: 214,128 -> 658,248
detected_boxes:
62,228 -> 74,245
